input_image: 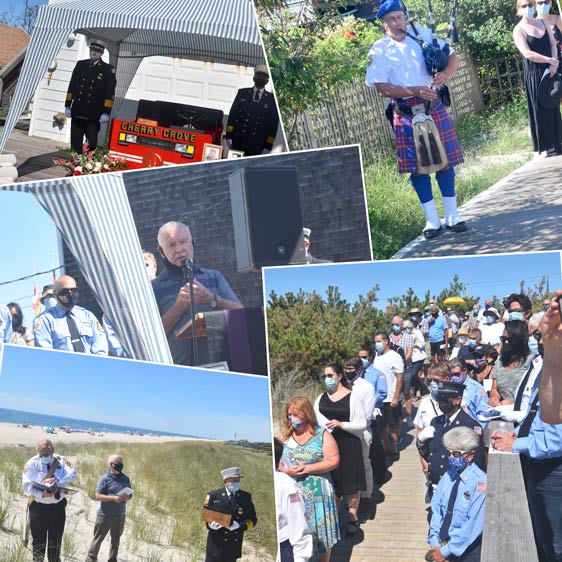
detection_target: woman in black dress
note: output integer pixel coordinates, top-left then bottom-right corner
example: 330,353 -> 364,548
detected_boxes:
314,363 -> 367,536
536,0 -> 562,68
513,0 -> 562,156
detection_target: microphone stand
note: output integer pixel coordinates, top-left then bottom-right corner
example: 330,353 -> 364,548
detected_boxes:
182,259 -> 199,366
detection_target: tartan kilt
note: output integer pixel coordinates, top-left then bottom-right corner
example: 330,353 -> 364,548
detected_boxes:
393,96 -> 464,174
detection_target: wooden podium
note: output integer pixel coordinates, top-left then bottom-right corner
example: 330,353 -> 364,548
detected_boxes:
175,307 -> 267,375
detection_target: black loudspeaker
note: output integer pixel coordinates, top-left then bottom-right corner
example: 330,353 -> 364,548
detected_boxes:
229,167 -> 306,271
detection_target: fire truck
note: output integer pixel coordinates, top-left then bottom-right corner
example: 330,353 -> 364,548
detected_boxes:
108,99 -> 224,169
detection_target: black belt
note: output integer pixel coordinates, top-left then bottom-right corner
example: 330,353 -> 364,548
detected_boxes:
394,95 -> 442,117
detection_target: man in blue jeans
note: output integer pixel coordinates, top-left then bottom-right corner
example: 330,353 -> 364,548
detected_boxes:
87,454 -> 132,562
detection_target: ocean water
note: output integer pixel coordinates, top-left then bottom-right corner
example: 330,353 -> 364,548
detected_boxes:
0,407 -> 196,438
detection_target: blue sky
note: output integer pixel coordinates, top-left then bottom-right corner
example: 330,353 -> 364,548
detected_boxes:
0,345 -> 273,441
0,0 -> 45,20
263,252 -> 562,309
0,192 -> 61,326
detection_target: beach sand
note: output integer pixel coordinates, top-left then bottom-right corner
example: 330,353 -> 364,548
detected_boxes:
0,421 -> 210,447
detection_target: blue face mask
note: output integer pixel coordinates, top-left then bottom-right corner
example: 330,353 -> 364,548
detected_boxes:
43,296 -> 57,310
324,377 -> 337,389
424,312 -> 431,319
528,338 -> 539,354
391,324 -> 401,334
429,381 -> 439,399
228,482 -> 241,493
448,456 -> 469,473
360,357 -> 369,367
375,342 -> 384,354
537,2 -> 550,14
485,316 -> 494,325
522,5 -> 536,16
509,311 -> 524,322
288,416 -> 304,429
39,455 -> 53,465
472,310 -> 478,317
468,339 -> 477,347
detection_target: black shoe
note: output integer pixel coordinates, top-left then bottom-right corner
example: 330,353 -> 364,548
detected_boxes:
423,226 -> 442,239
445,221 -> 468,233
546,147 -> 559,157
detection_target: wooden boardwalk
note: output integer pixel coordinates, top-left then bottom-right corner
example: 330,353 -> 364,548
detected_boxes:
3,126 -> 69,183
331,429 -> 430,562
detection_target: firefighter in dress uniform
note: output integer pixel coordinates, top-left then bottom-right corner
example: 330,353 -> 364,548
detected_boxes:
64,39 -> 116,154
204,466 -> 257,562
226,65 -> 279,157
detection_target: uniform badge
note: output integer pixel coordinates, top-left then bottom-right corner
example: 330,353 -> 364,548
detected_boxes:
98,73 -> 103,80
476,481 -> 486,493
367,54 -> 373,66
289,492 -> 301,503
221,492 -> 226,497
34,318 -> 43,330
463,491 -> 471,499
204,494 -> 210,506
237,507 -> 244,514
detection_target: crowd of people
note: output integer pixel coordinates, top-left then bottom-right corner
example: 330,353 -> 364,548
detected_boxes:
275,292 -> 562,562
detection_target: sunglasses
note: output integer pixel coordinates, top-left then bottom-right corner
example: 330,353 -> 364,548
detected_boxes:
536,1 -> 549,4
58,288 -> 79,296
447,449 -> 468,458
532,329 -> 542,341
500,336 -> 512,343
520,3 -> 534,6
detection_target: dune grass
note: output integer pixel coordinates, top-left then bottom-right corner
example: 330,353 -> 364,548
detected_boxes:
0,440 -> 275,561
366,95 -> 533,259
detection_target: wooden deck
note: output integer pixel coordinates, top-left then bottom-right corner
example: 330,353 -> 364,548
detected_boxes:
3,127 -> 69,183
331,428 -> 430,562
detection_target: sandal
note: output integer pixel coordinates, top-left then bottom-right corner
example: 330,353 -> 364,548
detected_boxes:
346,518 -> 360,536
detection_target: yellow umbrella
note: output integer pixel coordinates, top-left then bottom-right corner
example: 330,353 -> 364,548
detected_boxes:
443,297 -> 466,305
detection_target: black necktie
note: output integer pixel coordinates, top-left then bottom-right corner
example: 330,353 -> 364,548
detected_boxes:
253,89 -> 260,102
66,312 -> 85,353
439,475 -> 462,542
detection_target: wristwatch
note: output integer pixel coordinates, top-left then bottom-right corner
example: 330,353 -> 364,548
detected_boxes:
209,294 -> 218,310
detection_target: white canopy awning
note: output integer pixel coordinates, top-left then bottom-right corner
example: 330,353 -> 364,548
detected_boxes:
1,173 -> 172,363
0,0 -> 264,152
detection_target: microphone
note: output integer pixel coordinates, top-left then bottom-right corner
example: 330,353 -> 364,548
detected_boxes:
181,259 -> 194,283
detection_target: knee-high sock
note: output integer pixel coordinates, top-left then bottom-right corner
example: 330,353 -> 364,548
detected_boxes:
410,174 -> 440,230
436,167 -> 460,226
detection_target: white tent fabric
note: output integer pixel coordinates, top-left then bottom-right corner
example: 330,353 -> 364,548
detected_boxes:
0,0 -> 264,152
0,173 -> 172,364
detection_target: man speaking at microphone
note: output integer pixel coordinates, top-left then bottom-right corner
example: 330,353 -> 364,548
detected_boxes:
152,221 -> 243,365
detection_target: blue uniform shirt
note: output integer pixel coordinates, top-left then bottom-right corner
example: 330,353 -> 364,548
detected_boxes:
513,390 -> 562,459
462,376 -> 489,427
102,316 -> 127,358
428,315 -> 448,343
428,462 -> 487,559
96,471 -> 132,518
33,303 -> 108,355
0,304 -> 12,343
364,364 -> 388,407
151,262 -> 240,365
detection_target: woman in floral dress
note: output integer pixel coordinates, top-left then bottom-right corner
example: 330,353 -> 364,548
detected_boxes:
279,397 -> 340,562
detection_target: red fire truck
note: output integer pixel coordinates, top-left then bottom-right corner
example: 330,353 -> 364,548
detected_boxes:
108,99 -> 224,169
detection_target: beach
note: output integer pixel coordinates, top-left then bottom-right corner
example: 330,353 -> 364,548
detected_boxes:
0,421 -> 209,447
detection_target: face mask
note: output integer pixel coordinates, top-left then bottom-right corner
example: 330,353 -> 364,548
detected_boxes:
405,328 -> 413,334
288,416 -> 304,429
522,5 -> 536,16
111,462 -> 124,472
450,372 -> 467,384
253,77 -> 268,89
44,297 -> 57,310
40,455 -> 53,465
375,342 -> 384,354
391,324 -> 401,334
458,336 -> 467,345
509,311 -> 524,322
345,370 -> 358,382
537,3 -> 550,14
360,357 -> 369,367
472,310 -> 478,317
57,290 -> 79,309
448,455 -> 469,473
501,343 -> 516,358
528,338 -> 539,354
485,304 -> 491,310
228,482 -> 241,493
429,381 -> 439,399
468,339 -> 477,348
324,377 -> 337,389
11,314 -> 22,329
424,312 -> 431,319
411,315 -> 418,322
438,399 -> 456,415
485,316 -> 494,325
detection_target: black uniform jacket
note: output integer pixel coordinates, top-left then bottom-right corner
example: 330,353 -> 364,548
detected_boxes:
426,409 -> 486,488
204,487 -> 257,560
65,59 -> 116,121
226,88 -> 279,156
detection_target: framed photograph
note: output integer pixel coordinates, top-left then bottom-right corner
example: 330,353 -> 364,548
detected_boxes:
227,149 -> 245,159
202,143 -> 223,161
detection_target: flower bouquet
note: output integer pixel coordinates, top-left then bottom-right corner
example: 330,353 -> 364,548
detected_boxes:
54,146 -> 128,176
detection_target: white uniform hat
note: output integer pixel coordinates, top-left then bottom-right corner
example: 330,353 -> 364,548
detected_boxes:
221,466 -> 242,480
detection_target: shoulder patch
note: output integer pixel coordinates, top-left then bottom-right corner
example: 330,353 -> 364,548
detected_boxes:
289,492 -> 301,503
474,426 -> 482,435
204,494 -> 210,506
367,54 -> 373,66
476,481 -> 486,493
97,322 -> 104,332
34,318 -> 43,331
23,464 -> 29,473
479,390 -> 486,397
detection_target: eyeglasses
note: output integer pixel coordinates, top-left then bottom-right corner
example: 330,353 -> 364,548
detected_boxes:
520,3 -> 534,7
500,336 -> 511,343
287,412 -> 304,419
447,449 -> 468,458
536,1 -> 549,4
383,14 -> 406,23
58,288 -> 79,296
510,308 -> 524,313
